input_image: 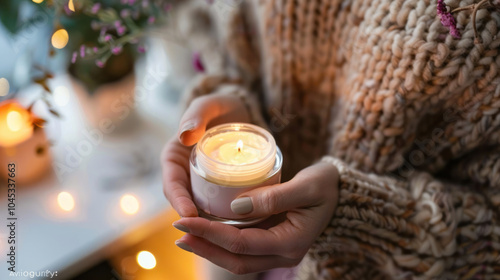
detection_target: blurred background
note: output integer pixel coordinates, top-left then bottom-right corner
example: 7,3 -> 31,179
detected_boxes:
0,0 -> 229,279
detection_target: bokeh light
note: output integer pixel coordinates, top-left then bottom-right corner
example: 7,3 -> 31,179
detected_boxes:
0,78 -> 9,97
57,192 -> 75,212
136,251 -> 156,270
68,0 -> 75,12
120,194 -> 140,215
32,0 -> 44,3
51,29 -> 69,49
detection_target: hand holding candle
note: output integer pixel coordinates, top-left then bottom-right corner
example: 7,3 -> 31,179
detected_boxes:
190,123 -> 282,223
162,91 -> 340,274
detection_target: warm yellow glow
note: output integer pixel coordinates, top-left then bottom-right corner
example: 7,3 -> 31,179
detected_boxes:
51,29 -> 69,49
54,86 -> 70,106
57,192 -> 75,212
68,0 -> 75,12
6,111 -> 23,132
0,102 -> 33,147
137,251 -> 156,270
120,194 -> 140,215
32,0 -> 44,3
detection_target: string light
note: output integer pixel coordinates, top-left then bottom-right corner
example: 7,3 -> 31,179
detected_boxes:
68,0 -> 75,12
0,78 -> 9,97
136,251 -> 156,270
51,29 -> 69,49
120,194 -> 140,215
57,192 -> 75,212
32,0 -> 44,3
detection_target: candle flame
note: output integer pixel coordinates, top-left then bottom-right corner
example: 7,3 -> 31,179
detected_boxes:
237,140 -> 243,152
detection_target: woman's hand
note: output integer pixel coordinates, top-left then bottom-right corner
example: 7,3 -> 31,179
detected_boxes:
162,91 -> 251,218
172,162 -> 339,274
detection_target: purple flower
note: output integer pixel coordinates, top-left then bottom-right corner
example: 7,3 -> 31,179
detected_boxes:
137,45 -> 146,53
114,20 -> 122,29
96,60 -> 105,68
147,16 -> 155,24
117,26 -> 127,36
437,0 -> 461,39
128,0 -> 137,5
163,3 -> 172,12
91,3 -> 101,14
80,45 -> 86,58
93,47 -> 99,53
192,52 -> 205,73
111,46 -> 123,55
71,52 -> 78,63
120,9 -> 131,18
100,27 -> 107,37
104,34 -> 112,42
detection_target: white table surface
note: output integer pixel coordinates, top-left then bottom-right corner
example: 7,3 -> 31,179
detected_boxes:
0,37 -> 193,279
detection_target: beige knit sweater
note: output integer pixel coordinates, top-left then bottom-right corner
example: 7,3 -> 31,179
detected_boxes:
176,0 -> 500,279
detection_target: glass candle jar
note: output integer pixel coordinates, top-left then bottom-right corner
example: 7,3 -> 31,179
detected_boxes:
190,123 -> 282,225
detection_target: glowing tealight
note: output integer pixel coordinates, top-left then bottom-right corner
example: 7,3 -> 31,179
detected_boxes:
136,251 -> 156,270
51,29 -> 69,49
32,0 -> 44,3
54,86 -> 70,106
57,192 -> 75,212
6,111 -> 23,132
120,194 -> 140,215
68,0 -> 75,12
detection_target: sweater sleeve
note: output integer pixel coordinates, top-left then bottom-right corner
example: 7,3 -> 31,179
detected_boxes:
307,156 -> 500,279
181,74 -> 268,129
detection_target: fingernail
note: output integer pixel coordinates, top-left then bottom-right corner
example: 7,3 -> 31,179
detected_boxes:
230,197 -> 253,215
179,122 -> 196,140
175,241 -> 193,252
172,222 -> 190,233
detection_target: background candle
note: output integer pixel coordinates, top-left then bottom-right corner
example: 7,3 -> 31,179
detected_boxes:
190,123 -> 282,222
0,100 -> 52,185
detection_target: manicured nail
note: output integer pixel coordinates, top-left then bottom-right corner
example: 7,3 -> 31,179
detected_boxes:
179,122 -> 196,136
175,241 -> 193,252
230,197 -> 253,215
172,222 -> 190,233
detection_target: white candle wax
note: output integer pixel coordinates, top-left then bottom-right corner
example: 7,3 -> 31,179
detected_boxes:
195,123 -> 277,185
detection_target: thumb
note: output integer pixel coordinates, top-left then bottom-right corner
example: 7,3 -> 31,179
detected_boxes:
177,96 -> 222,146
229,177 -> 316,218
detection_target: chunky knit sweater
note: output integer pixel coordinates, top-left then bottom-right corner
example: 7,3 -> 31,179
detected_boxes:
175,0 -> 500,279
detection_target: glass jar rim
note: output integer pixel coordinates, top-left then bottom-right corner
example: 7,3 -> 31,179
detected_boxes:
196,123 -> 276,169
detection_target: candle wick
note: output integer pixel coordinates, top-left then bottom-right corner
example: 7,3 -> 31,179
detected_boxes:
238,147 -> 241,153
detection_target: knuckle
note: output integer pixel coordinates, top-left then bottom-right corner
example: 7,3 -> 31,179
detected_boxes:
228,238 -> 248,255
261,189 -> 281,214
230,260 -> 249,275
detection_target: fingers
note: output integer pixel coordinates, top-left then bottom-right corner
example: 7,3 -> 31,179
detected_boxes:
173,217 -> 307,257
230,162 -> 339,218
178,93 -> 250,146
161,139 -> 198,217
175,234 -> 300,275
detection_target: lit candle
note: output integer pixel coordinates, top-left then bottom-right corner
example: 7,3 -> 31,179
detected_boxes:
0,101 -> 51,184
190,123 -> 282,224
